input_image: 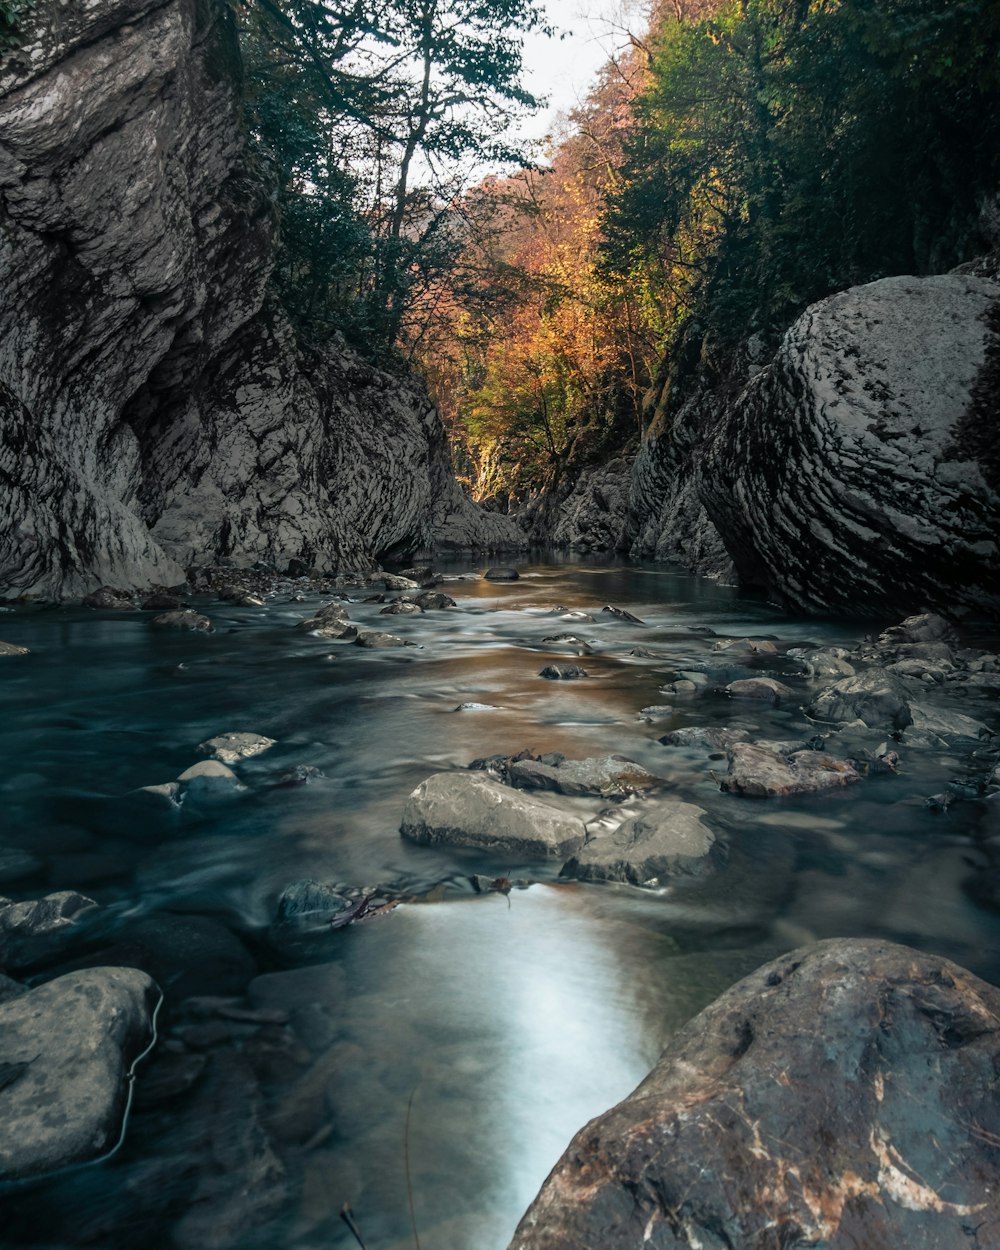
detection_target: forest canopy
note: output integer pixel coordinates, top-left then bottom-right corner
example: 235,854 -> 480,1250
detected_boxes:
237,0 -> 1000,505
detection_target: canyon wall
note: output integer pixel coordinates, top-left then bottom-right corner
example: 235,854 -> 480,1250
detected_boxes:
0,0 -> 518,600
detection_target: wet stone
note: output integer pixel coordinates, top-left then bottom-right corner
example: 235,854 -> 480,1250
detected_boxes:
725,677 -> 796,704
0,640 -> 30,655
722,743 -> 861,798
562,800 -> 718,885
197,732 -> 276,765
379,600 -> 423,615
82,587 -> 135,610
354,630 -> 416,649
151,609 -> 214,632
539,663 -> 588,680
484,567 -> 520,581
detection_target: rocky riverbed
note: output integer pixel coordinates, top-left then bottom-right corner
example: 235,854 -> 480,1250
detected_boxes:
0,557 -> 998,1248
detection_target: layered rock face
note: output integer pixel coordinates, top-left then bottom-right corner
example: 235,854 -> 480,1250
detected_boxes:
510,939 -> 1000,1250
0,0 -> 517,600
700,273 -> 1000,615
624,270 -> 1000,613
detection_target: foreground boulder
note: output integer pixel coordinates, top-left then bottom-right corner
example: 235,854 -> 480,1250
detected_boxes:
509,939 -> 1000,1250
0,967 -> 160,1181
401,772 -> 586,859
561,801 -> 718,885
700,273 -> 1000,616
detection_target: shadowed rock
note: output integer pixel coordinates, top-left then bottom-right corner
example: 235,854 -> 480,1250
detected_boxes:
509,755 -> 663,798
0,967 -> 159,1182
509,939 -> 1000,1250
808,667 -> 913,730
725,676 -> 795,704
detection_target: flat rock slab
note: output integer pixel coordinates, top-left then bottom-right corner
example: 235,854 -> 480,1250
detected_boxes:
401,772 -> 586,860
0,640 -> 29,656
197,732 -> 276,764
509,755 -> 662,798
561,800 -> 717,885
723,743 -> 860,797
509,938 -> 1000,1250
0,967 -> 159,1181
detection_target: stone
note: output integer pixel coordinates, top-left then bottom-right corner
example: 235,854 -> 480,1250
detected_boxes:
601,604 -> 644,624
140,593 -> 185,611
561,801 -> 717,885
699,273 -> 1000,616
539,663 -> 588,680
722,743 -> 861,797
0,890 -> 97,946
0,640 -> 29,655
808,668 -> 913,729
725,677 -> 796,704
400,772 -> 587,860
713,637 -> 778,654
0,967 -> 159,1182
484,567 -> 520,581
197,732 -> 276,765
152,610 -> 214,633
792,646 -> 856,678
878,612 -> 955,646
310,620 -> 358,640
176,759 -> 247,800
379,599 -> 423,615
454,702 -> 500,711
659,726 -> 751,750
274,880 -> 352,930
82,587 -> 135,610
509,755 -> 662,798
354,630 -> 415,649
411,590 -> 455,609
906,705 -> 992,741
509,939 -> 1000,1250
638,705 -> 675,721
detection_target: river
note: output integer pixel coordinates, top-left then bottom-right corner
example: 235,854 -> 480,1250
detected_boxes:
1,556 -> 997,1250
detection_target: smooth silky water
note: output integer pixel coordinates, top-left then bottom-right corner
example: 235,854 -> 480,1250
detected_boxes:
1,556 -> 998,1249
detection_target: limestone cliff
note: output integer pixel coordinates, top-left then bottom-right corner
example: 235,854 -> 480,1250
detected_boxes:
0,0 -> 519,600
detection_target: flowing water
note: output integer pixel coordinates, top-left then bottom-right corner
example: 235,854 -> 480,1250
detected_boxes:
1,556 -> 998,1250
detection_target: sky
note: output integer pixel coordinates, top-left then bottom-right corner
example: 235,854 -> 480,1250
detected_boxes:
516,0 -> 647,149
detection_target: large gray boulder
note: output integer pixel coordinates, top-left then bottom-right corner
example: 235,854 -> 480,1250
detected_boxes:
808,667 -> 914,730
561,801 -> 717,885
701,273 -> 1000,615
723,743 -> 860,797
509,939 -> 1000,1250
401,772 -> 587,859
0,0 -> 520,601
0,967 -> 160,1181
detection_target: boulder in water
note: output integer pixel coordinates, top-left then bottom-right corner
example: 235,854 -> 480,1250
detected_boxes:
152,609 -> 214,632
539,663 -> 588,680
808,667 -> 913,730
508,939 -> 1000,1250
561,800 -> 717,885
723,743 -> 860,797
401,772 -> 586,859
484,566 -> 520,581
0,967 -> 159,1182
197,732 -> 276,765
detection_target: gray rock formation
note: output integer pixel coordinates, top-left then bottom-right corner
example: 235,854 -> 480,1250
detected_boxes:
722,742 -> 860,797
701,273 -> 1000,615
509,939 -> 1000,1250
0,0 -> 519,601
400,771 -> 587,859
0,967 -> 160,1181
561,800 -> 717,885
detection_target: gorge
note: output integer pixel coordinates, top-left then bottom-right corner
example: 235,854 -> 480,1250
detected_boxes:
1,0 -> 999,1247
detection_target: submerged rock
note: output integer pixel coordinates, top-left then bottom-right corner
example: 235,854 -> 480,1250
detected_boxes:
0,967 -> 159,1182
484,567 -> 520,581
176,760 -> 247,800
354,630 -> 416,649
509,939 -> 1000,1250
152,610 -> 214,633
723,743 -> 860,797
274,880 -> 352,930
539,663 -> 588,680
140,593 -> 185,611
401,772 -> 586,860
561,801 -> 717,885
